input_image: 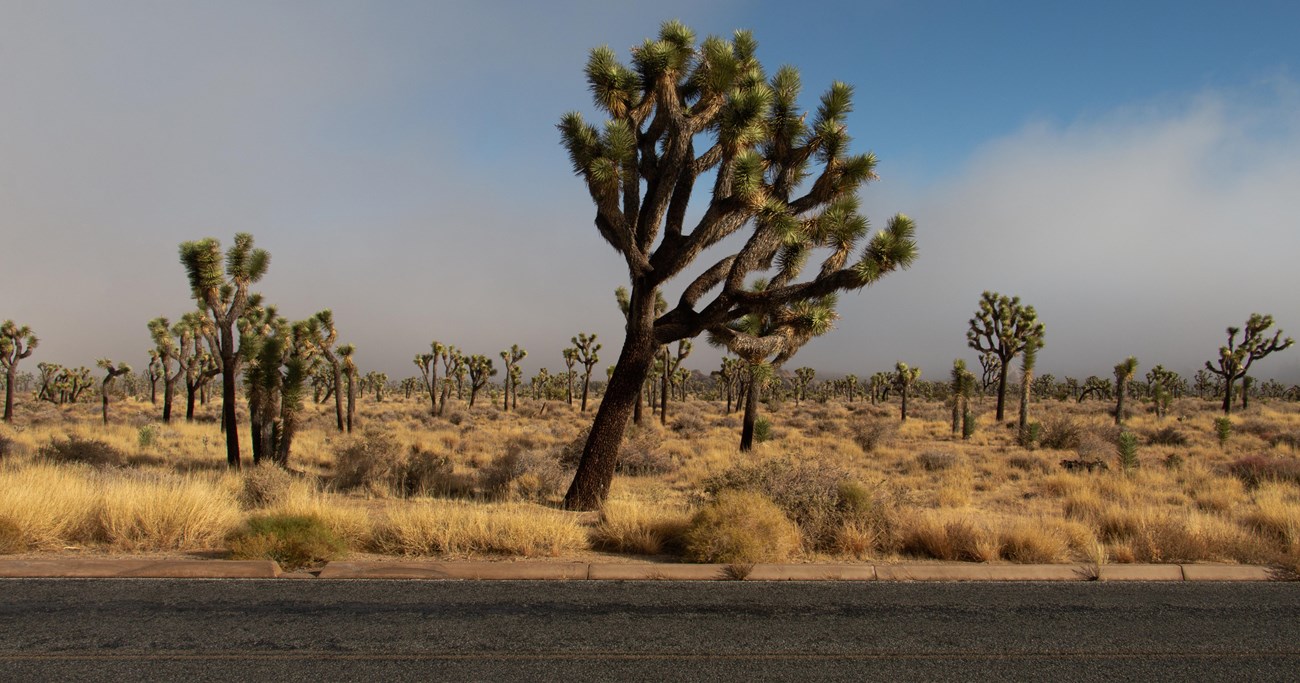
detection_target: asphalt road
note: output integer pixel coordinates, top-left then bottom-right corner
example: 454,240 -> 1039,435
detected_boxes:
1,579 -> 1297,681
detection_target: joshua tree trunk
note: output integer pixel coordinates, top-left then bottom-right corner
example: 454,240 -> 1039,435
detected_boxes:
185,382 -> 199,422
1018,366 -> 1032,432
333,364 -> 345,431
346,372 -> 355,433
3,366 -> 15,423
739,363 -> 760,452
563,289 -> 657,510
217,333 -> 240,469
900,383 -> 910,421
162,372 -> 176,424
995,362 -> 1010,422
580,373 -> 592,412
1241,375 -> 1252,411
660,347 -> 670,426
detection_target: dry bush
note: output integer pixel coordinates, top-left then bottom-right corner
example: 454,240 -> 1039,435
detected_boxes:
333,428 -> 456,496
0,433 -> 14,461
999,521 -> 1070,563
617,424 -> 677,476
898,514 -> 998,562
1240,486 -> 1300,551
1008,454 -> 1053,475
0,516 -> 24,553
1039,416 -> 1083,451
0,463 -> 103,547
918,450 -> 958,472
589,500 -> 691,555
1268,432 -> 1300,451
238,466 -> 295,509
375,500 -> 587,557
38,436 -> 125,467
851,417 -> 898,453
683,490 -> 802,563
97,471 -> 242,551
1146,425 -> 1189,447
478,445 -> 566,502
1228,456 -> 1300,489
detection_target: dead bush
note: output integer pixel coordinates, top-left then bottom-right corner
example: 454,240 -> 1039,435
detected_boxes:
1146,426 -> 1189,447
683,490 -> 802,563
1039,416 -> 1083,451
918,450 -> 958,472
479,445 -> 566,502
851,417 -> 898,453
238,466 -> 295,509
333,428 -> 455,496
38,436 -> 125,467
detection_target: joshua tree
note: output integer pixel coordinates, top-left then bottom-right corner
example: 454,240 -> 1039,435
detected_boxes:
709,288 -> 838,451
499,345 -> 527,412
1,320 -> 37,422
311,311 -> 344,431
96,359 -> 132,425
365,372 -> 388,401
36,362 -> 61,403
338,344 -> 357,432
439,345 -> 464,412
1078,375 -> 1112,402
562,347 -> 578,405
572,333 -> 601,411
415,341 -> 445,414
145,350 -> 162,405
966,291 -> 1045,422
175,311 -> 220,422
1204,315 -> 1293,415
950,359 -> 975,437
148,317 -> 185,423
714,357 -> 741,413
977,352 -> 1000,394
1107,353 -> 1138,424
1236,314 -> 1292,412
893,361 -> 921,421
179,233 -> 269,468
793,367 -> 815,405
1146,365 -> 1181,419
560,23 -> 918,508
659,339 -> 692,425
466,354 -> 496,408
242,308 -> 324,466
1018,339 -> 1042,437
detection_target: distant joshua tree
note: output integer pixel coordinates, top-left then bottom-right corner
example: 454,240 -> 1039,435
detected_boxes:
145,349 -> 162,405
572,333 -> 601,411
312,311 -> 344,431
148,317 -> 184,423
1146,365 -> 1181,420
1,320 -> 37,422
439,345 -> 464,412
659,340 -> 692,425
950,359 -> 976,437
466,354 -> 496,408
414,343 -> 441,415
179,233 -> 269,469
1113,356 -> 1138,426
893,361 -> 921,421
1018,339 -> 1042,437
500,345 -> 527,412
338,344 -> 358,432
793,367 -> 815,405
96,359 -> 131,425
176,311 -> 220,422
967,291 -> 1045,422
561,347 -> 578,405
1205,314 -> 1293,414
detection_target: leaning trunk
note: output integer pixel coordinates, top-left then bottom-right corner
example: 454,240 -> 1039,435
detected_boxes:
100,379 -> 111,425
564,287 -> 658,510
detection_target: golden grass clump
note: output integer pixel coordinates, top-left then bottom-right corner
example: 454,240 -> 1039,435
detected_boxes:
589,499 -> 692,555
97,472 -> 242,551
0,463 -> 102,548
683,490 -> 802,563
375,500 -> 588,557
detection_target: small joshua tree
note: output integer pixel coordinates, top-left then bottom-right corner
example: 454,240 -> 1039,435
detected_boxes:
950,359 -> 976,437
1146,365 -> 1182,419
311,311 -> 344,431
148,317 -> 185,424
145,349 -> 162,405
1,320 -> 38,423
572,333 -> 601,411
175,311 -> 220,422
893,361 -> 921,421
562,347 -> 579,405
793,367 -> 815,405
439,345 -> 464,412
500,344 -> 527,412
414,345 -> 440,415
967,291 -> 1045,422
1204,315 -> 1294,415
179,233 -> 269,468
1018,339 -> 1042,439
1112,356 -> 1138,426
337,344 -> 358,433
466,354 -> 496,408
97,359 -> 132,425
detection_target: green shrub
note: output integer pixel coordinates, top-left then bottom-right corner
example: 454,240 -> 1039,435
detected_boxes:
684,490 -> 802,563
1214,417 -> 1233,449
38,436 -> 125,467
137,424 -> 158,449
227,514 -> 348,570
1117,432 -> 1140,473
851,417 -> 897,453
1017,421 -> 1042,449
753,417 -> 773,444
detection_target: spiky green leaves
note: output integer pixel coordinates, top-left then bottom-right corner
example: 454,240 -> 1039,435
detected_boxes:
966,291 -> 1046,363
853,213 -> 918,286
179,239 -> 224,292
0,320 -> 37,366
586,46 -> 640,118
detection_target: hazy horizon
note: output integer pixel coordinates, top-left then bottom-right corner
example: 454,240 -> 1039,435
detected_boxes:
3,1 -> 1298,387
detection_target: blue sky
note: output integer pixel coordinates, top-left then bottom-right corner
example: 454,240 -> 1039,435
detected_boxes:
2,1 -> 1298,385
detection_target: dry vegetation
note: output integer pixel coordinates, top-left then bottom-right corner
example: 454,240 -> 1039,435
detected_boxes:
1,392 -> 1299,572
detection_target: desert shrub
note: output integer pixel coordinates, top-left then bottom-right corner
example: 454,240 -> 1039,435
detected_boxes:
898,515 -> 997,562
616,425 -> 676,476
918,450 -> 958,472
1214,417 -> 1233,448
238,466 -> 295,509
1228,456 -> 1300,489
333,428 -> 455,496
38,436 -> 125,467
0,433 -> 14,460
0,516 -> 24,553
1268,433 -> 1300,451
1008,454 -> 1052,475
671,410 -> 708,436
227,514 -> 348,570
999,522 -> 1069,563
446,411 -> 468,426
1147,426 -> 1188,446
589,501 -> 691,556
479,446 -> 566,502
753,417 -> 773,443
683,490 -> 802,563
702,457 -> 891,551
376,500 -> 587,557
1039,416 -> 1083,451
851,417 -> 898,453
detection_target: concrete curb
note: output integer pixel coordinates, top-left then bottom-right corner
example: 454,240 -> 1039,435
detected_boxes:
0,559 -> 280,579
0,559 -> 1285,581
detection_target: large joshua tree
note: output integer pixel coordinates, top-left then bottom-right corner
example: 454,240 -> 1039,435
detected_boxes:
966,291 -> 1045,422
559,22 -> 917,509
179,233 -> 269,468
1,320 -> 38,423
